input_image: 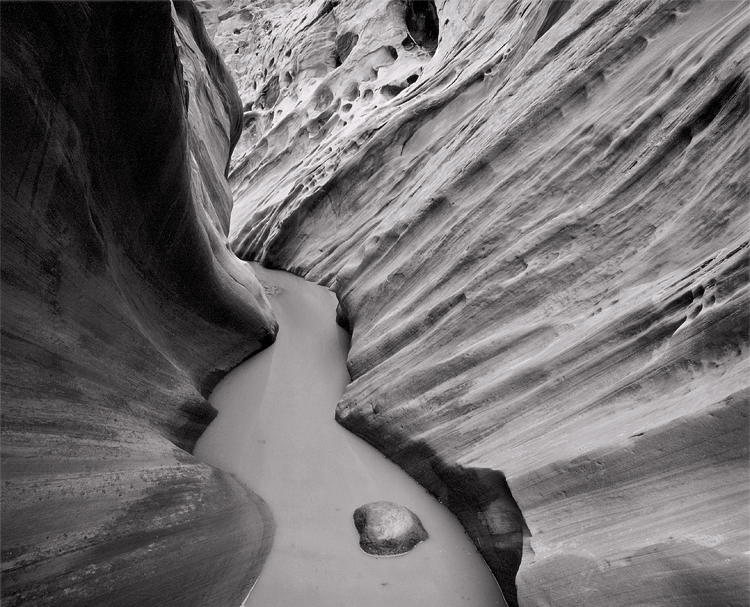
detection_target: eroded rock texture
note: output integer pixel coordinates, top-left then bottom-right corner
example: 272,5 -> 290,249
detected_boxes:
1,3 -> 276,605
214,0 -> 749,605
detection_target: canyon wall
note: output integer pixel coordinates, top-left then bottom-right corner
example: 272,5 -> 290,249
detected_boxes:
213,0 -> 749,605
1,3 -> 276,605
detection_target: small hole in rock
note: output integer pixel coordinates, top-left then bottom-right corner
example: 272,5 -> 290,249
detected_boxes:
406,74 -> 419,85
381,84 -> 405,99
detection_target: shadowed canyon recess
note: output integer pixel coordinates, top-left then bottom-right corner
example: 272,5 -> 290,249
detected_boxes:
1,0 -> 748,606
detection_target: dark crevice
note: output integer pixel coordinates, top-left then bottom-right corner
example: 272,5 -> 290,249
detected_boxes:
433,462 -> 528,607
535,0 -> 574,42
688,74 -> 746,136
303,0 -> 338,31
173,0 -> 244,176
375,438 -> 529,607
335,31 -> 359,66
173,398 -> 218,453
257,74 -> 280,109
381,84 -> 406,99
404,0 -> 439,52
335,302 -> 352,334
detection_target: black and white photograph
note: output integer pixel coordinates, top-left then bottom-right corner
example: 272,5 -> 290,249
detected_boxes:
1,1 -> 748,605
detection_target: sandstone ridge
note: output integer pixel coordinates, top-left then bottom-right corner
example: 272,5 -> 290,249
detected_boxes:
1,3 -> 277,606
214,1 -> 749,605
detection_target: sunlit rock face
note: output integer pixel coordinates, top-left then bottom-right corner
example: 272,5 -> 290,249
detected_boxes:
214,0 -> 749,605
1,3 -> 276,605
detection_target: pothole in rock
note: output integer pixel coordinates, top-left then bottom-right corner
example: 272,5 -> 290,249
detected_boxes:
404,0 -> 439,53
335,31 -> 359,66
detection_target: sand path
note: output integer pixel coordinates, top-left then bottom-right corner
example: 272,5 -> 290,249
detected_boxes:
194,264 -> 506,606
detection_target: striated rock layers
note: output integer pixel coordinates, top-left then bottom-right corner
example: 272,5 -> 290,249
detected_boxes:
214,0 -> 749,605
1,3 -> 277,606
353,501 -> 429,556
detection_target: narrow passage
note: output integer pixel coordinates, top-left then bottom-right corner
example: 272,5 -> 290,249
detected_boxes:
194,264 -> 506,606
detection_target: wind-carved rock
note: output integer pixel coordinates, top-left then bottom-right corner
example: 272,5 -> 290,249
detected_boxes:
353,502 -> 429,556
1,2 -> 276,606
211,1 -> 750,606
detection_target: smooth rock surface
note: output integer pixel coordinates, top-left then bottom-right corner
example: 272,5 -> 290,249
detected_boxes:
353,501 -> 429,556
209,1 -> 749,605
1,3 -> 276,606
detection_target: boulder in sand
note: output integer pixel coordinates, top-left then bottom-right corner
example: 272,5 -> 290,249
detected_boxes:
353,501 -> 428,556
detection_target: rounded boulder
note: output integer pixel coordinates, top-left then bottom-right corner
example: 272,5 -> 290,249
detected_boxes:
353,501 -> 428,556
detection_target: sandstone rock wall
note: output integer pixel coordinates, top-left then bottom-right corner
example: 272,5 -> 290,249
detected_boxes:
214,0 -> 749,604
1,3 -> 276,605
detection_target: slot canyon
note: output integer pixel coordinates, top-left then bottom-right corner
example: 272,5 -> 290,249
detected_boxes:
1,1 -> 748,606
